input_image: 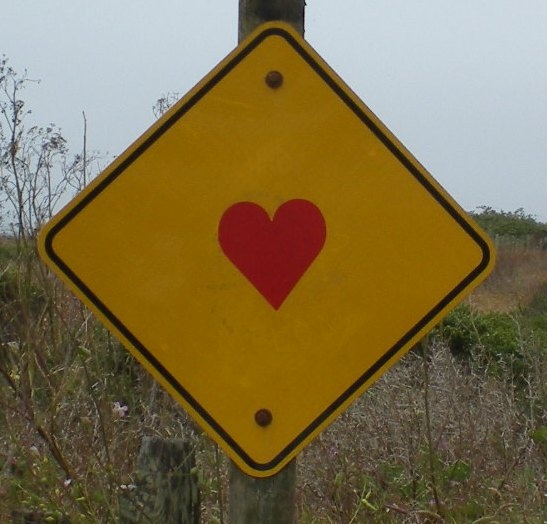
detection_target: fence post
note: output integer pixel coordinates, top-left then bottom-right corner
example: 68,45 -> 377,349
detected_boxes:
119,436 -> 200,523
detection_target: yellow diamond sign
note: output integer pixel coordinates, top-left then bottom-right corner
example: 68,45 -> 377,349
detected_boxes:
38,23 -> 494,477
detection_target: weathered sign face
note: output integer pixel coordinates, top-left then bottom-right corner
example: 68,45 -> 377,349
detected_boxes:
38,23 -> 494,477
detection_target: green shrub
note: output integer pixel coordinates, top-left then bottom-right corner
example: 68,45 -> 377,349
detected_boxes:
522,283 -> 547,343
436,294 -> 547,385
436,304 -> 521,359
471,206 -> 547,239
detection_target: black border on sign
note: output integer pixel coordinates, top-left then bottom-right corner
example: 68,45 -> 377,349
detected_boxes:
44,26 -> 491,474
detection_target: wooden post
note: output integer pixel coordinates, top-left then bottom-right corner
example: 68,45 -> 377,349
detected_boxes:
228,2 -> 304,522
238,0 -> 305,42
229,460 -> 297,523
119,437 -> 200,523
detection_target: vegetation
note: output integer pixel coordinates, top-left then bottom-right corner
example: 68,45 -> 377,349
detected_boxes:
1,58 -> 545,522
471,207 -> 547,247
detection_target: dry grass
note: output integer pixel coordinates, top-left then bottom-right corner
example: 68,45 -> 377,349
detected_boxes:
298,341 -> 545,523
1,240 -> 545,523
469,244 -> 547,313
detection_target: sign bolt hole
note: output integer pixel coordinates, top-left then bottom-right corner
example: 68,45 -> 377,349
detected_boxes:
255,409 -> 273,427
265,71 -> 283,89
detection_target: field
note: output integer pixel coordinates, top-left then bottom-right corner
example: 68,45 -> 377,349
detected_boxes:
0,212 -> 546,523
1,50 -> 546,523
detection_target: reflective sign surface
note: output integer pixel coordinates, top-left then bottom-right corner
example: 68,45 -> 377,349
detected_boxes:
38,23 -> 494,476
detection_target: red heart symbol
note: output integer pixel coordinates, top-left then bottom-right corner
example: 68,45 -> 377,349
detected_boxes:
218,199 -> 326,310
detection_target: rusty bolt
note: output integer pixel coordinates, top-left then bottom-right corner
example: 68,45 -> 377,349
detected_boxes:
265,71 -> 284,89
254,408 -> 273,427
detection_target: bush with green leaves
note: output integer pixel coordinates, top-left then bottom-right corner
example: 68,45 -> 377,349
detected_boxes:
524,283 -> 547,341
435,304 -> 521,358
471,206 -> 547,238
433,299 -> 547,384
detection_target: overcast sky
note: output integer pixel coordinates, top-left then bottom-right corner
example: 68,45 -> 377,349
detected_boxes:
3,0 -> 546,221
